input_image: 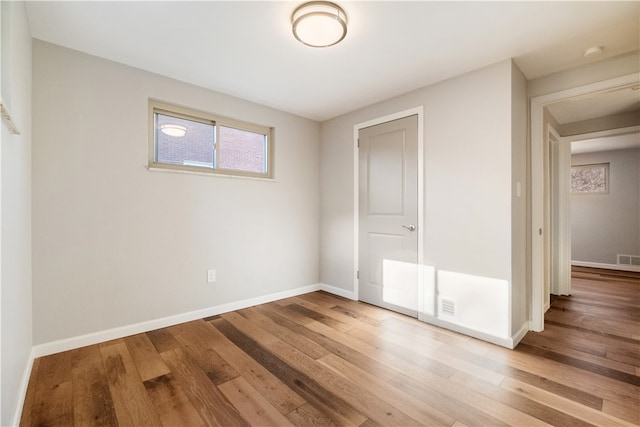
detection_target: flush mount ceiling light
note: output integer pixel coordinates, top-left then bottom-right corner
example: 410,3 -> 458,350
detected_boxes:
160,123 -> 187,137
292,1 -> 347,48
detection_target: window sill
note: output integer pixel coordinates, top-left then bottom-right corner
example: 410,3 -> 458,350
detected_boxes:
147,165 -> 275,182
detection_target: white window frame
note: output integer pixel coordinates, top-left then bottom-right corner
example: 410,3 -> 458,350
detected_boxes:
148,100 -> 274,179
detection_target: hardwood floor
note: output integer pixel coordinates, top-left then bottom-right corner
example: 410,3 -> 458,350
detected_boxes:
21,268 -> 639,426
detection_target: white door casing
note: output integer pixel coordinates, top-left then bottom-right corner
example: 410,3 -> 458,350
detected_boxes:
549,125 -> 572,297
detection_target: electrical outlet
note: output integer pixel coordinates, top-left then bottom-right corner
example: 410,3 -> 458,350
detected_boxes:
207,269 -> 216,283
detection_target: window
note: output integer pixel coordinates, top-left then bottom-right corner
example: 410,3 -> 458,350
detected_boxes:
571,163 -> 609,194
149,101 -> 273,178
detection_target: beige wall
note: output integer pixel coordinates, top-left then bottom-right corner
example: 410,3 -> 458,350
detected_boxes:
32,41 -> 320,346
1,2 -> 33,425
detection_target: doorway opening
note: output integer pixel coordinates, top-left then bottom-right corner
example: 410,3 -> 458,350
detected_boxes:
567,126 -> 640,269
530,73 -> 640,332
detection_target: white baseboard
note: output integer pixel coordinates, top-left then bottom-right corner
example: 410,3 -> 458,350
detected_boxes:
11,348 -> 36,427
322,284 -> 528,349
32,283 -> 322,358
572,260 -> 640,272
417,313 -> 514,349
511,322 -> 530,349
320,283 -> 357,300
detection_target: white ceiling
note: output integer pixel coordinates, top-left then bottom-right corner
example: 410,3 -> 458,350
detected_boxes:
25,1 -> 640,122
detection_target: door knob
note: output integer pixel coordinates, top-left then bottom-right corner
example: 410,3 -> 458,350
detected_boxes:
402,224 -> 416,232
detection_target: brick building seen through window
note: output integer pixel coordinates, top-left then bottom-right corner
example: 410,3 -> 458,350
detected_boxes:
155,113 -> 268,174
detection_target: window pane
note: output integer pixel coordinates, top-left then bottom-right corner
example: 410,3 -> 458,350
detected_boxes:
156,113 -> 214,168
217,125 -> 267,174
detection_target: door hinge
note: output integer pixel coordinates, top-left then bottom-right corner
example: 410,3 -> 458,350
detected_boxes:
357,139 -> 360,148
357,270 -> 359,279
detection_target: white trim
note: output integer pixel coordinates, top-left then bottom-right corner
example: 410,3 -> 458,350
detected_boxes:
572,261 -> 640,273
416,111 -> 425,315
11,348 -> 36,427
147,166 -> 276,183
353,124 -> 359,297
353,106 -> 425,303
564,125 -> 640,144
320,283 -> 357,300
419,314 -> 523,349
33,284 -> 321,358
511,322 -> 530,349
530,72 -> 640,333
548,125 -> 572,297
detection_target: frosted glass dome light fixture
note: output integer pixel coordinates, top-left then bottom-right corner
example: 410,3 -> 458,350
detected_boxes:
292,1 -> 347,48
160,123 -> 187,137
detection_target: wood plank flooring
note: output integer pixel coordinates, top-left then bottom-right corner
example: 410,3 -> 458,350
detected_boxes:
21,268 -> 639,426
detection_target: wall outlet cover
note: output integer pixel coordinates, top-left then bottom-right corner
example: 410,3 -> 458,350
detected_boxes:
207,269 -> 216,283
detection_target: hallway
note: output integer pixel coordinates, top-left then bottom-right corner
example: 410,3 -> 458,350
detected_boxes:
518,266 -> 640,424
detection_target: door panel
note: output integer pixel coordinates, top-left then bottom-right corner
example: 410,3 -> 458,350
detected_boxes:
359,115 -> 418,317
367,131 -> 405,215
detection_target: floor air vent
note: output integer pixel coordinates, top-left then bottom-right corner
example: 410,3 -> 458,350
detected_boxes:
439,298 -> 456,317
617,254 -> 640,266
